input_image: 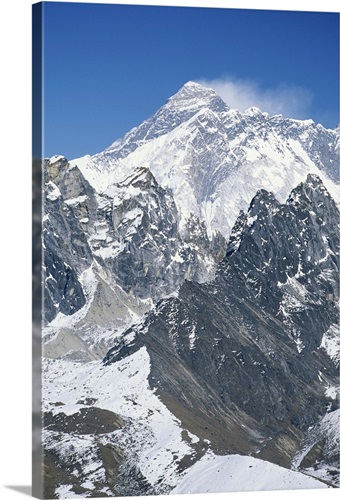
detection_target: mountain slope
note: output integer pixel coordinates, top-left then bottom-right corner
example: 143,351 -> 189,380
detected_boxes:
42,173 -> 339,495
104,175 -> 339,475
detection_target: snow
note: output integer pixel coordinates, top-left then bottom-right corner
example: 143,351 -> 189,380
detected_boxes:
247,214 -> 258,227
101,115 -> 205,232
171,452 -> 328,494
279,276 -> 310,321
46,181 -> 61,201
43,259 -> 154,358
43,346 -> 195,489
325,386 -> 339,400
55,484 -> 80,498
172,251 -> 185,264
106,182 -> 141,201
320,323 -> 340,366
123,207 -> 143,221
49,154 -> 66,163
93,245 -> 122,260
45,428 -> 108,497
245,148 -> 262,161
295,338 -> 304,354
188,324 -> 197,350
64,195 -> 87,206
81,481 -> 95,490
244,106 -> 263,116
301,464 -> 339,486
186,430 -> 200,444
44,266 -> 98,334
43,338 -> 332,492
292,409 -> 340,480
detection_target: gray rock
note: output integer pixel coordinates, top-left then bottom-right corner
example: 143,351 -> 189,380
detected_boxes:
104,176 -> 339,469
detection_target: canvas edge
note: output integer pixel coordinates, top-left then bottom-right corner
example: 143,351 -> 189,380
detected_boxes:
32,2 -> 43,498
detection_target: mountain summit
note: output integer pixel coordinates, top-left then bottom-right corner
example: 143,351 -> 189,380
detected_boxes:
166,80 -> 229,112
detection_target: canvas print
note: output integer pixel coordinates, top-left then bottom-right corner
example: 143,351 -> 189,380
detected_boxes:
33,1 -> 340,498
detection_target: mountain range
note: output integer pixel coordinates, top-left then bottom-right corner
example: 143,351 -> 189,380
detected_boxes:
41,82 -> 339,498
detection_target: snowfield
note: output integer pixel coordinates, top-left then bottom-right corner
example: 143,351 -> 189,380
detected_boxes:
43,347 -> 195,490
171,453 -> 329,494
43,344 -> 330,493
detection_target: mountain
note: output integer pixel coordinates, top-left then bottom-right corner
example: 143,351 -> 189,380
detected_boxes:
41,82 -> 340,497
71,81 -> 340,239
103,174 -> 339,474
44,82 -> 340,333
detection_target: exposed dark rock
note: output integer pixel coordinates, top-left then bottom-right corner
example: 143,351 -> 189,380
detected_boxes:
44,407 -> 125,435
300,440 -> 326,469
104,176 -> 339,469
43,156 -> 96,322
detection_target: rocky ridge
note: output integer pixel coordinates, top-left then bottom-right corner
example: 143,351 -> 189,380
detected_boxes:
103,176 -> 339,476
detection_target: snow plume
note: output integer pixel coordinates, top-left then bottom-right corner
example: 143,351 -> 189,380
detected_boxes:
198,76 -> 313,119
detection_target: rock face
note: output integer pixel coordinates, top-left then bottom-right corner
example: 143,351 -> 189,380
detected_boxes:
41,82 -> 340,497
104,175 -> 339,470
43,156 -> 96,322
92,166 -> 216,301
43,155 -> 219,326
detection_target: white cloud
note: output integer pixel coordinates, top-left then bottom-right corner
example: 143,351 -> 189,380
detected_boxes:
198,76 -> 313,119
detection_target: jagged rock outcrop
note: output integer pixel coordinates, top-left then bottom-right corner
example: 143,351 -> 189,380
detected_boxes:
43,156 -> 96,322
43,155 -> 222,324
104,176 -> 339,469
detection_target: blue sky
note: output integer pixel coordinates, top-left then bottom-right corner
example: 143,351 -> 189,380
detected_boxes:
41,2 -> 339,159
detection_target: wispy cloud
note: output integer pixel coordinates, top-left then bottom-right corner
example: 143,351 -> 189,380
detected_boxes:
198,76 -> 313,119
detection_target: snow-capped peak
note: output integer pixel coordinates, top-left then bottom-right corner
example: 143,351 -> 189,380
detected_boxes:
43,80 -> 340,497
159,81 -> 229,120
167,81 -> 228,108
171,80 -> 213,96
244,106 -> 266,117
49,154 -> 67,164
69,81 -> 340,241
